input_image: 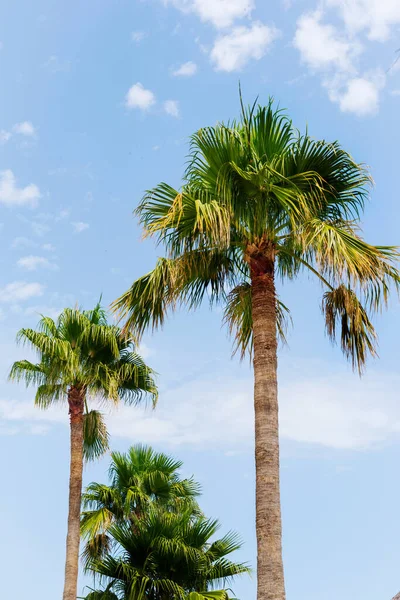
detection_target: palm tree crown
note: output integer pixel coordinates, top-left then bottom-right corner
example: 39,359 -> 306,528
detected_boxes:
82,447 -> 249,600
81,445 -> 201,566
113,99 -> 398,371
10,304 -> 157,457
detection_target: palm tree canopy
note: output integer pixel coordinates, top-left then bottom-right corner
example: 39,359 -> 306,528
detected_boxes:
81,445 -> 202,565
84,507 -> 250,600
9,304 -> 158,460
113,99 -> 399,372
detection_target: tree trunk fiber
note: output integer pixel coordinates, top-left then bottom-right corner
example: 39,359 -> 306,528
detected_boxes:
250,248 -> 285,600
62,387 -> 85,600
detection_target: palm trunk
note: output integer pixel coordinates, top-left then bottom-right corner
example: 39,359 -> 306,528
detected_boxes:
250,244 -> 285,600
63,386 -> 85,600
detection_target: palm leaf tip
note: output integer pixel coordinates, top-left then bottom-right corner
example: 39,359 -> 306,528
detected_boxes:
322,284 -> 378,374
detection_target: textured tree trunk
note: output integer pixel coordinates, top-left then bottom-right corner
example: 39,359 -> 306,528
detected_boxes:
62,386 -> 85,600
249,242 -> 285,600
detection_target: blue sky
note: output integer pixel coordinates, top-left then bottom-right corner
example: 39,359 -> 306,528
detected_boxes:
1,0 -> 400,599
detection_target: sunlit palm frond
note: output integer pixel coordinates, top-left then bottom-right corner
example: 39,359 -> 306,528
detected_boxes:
81,586 -> 119,600
83,410 -> 110,462
322,284 -> 378,373
81,532 -> 113,572
137,183 -> 232,254
224,283 -> 291,359
8,360 -> 46,386
223,283 -> 253,360
16,328 -> 72,361
35,383 -> 66,408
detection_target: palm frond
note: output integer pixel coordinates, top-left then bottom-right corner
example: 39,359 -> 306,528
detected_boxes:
322,284 -> 378,373
83,410 -> 110,462
224,283 -> 291,359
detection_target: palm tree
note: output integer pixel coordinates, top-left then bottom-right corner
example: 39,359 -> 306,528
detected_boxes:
9,304 -> 157,600
83,506 -> 250,600
112,99 -> 399,600
81,444 -> 201,566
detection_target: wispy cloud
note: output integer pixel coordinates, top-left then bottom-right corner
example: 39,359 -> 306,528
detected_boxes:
172,61 -> 198,76
125,83 -> 156,110
292,2 -> 400,115
17,255 -> 58,271
12,121 -> 36,136
131,30 -> 147,43
0,170 -> 41,208
71,221 -> 89,234
3,361 -> 400,451
164,100 -> 180,117
165,0 -> 255,29
0,281 -> 44,303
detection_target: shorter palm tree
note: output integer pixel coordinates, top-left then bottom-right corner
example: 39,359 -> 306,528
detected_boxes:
81,445 -> 201,565
9,304 -> 157,600
83,507 -> 249,600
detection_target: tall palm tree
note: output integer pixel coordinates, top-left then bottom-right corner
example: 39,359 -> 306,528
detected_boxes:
81,444 -> 201,566
83,506 -> 250,600
112,100 -> 399,600
9,304 -> 157,600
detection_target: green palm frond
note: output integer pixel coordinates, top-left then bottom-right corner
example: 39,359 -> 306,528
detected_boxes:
8,360 -> 46,386
186,591 -> 231,600
112,249 -> 237,339
35,383 -> 66,408
223,283 -> 253,360
322,284 -> 378,373
83,410 -> 110,462
81,587 -> 119,600
224,283 -> 291,359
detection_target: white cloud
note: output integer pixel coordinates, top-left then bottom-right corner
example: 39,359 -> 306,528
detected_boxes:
292,4 -> 396,116
0,281 -> 44,303
42,243 -> 55,251
391,89 -> 400,96
3,367 -> 400,450
327,0 -> 400,42
17,255 -> 58,271
13,121 -> 36,136
43,55 -> 71,73
279,370 -> 400,449
0,130 -> 11,143
172,61 -> 198,76
327,73 -> 385,116
71,221 -> 89,234
0,170 -> 41,207
12,237 -> 36,249
131,30 -> 147,43
210,22 -> 279,72
293,11 -> 359,72
164,99 -> 180,117
31,221 -> 50,237
166,0 -> 255,29
125,83 -> 156,110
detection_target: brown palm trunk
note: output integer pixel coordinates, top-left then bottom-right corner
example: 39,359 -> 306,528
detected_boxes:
249,243 -> 285,600
63,386 -> 85,600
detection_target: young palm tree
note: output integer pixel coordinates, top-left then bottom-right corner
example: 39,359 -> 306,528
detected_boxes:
112,100 -> 399,600
83,506 -> 249,600
9,304 -> 157,600
81,444 -> 201,566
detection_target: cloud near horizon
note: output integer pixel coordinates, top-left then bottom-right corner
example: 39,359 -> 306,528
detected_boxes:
2,361 -> 400,452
